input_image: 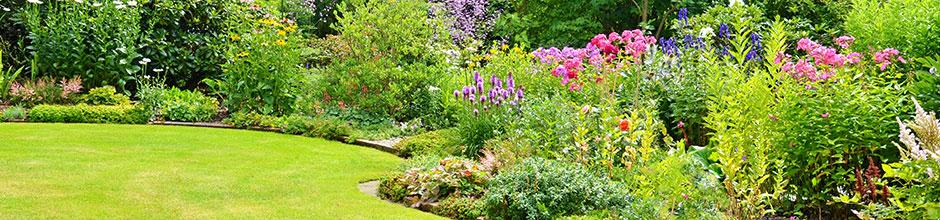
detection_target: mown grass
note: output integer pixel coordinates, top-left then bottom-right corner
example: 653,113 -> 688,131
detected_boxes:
0,123 -> 441,219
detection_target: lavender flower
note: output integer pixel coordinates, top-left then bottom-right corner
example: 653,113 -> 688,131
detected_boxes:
429,0 -> 495,44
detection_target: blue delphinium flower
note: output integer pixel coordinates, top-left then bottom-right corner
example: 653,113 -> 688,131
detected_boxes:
678,8 -> 689,26
719,23 -> 730,38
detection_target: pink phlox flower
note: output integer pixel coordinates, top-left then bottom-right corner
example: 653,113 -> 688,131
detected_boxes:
834,36 -> 855,49
797,38 -> 821,52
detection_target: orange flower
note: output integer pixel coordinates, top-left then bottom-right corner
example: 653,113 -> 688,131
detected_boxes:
619,119 -> 630,132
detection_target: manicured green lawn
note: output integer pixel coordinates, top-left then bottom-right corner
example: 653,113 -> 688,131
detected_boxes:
0,123 -> 441,219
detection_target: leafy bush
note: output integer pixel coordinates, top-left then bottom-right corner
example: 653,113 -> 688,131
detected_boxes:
82,86 -> 131,106
2,106 -> 27,121
483,157 -> 632,219
619,151 -> 726,219
395,129 -> 462,157
381,157 -> 496,209
908,66 -> 940,112
206,5 -> 303,116
137,0 -> 248,88
22,0 -> 143,89
28,104 -> 149,124
279,0 -> 340,37
158,88 -> 218,122
845,0 -> 940,58
223,112 -> 283,129
433,196 -> 486,220
281,114 -> 352,140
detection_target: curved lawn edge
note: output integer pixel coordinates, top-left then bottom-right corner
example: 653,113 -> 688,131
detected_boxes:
0,123 -> 442,219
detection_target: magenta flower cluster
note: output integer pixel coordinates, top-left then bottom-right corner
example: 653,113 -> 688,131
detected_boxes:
873,48 -> 907,71
532,30 -> 656,91
778,37 -> 863,82
454,71 -> 523,115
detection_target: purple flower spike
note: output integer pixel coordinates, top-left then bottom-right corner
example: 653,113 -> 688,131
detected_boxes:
480,95 -> 487,103
469,94 -> 476,103
507,73 -> 515,90
453,90 -> 460,98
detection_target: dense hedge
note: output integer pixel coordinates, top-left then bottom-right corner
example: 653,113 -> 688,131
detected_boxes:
28,104 -> 149,124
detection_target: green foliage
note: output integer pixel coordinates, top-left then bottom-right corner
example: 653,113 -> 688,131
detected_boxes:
701,19 -> 788,219
223,112 -> 284,129
334,0 -> 452,64
138,0 -> 246,88
315,0 -> 455,122
207,12 -> 304,116
81,86 -> 131,106
28,104 -> 149,124
0,49 -> 23,101
281,114 -> 353,140
378,174 -> 410,202
23,1 -> 142,89
751,0 -> 852,43
908,60 -> 940,112
279,0 -> 339,37
433,196 -> 486,220
395,129 -> 462,157
158,88 -> 219,122
2,106 -> 27,121
774,75 -> 904,212
483,157 -> 632,219
619,152 -> 726,219
845,0 -> 940,58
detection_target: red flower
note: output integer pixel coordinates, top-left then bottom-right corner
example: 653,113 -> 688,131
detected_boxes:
461,170 -> 472,177
619,119 -> 630,132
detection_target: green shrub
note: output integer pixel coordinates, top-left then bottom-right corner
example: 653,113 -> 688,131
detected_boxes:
223,112 -> 284,129
845,0 -> 940,58
281,115 -> 353,140
206,6 -> 303,116
377,175 -> 410,202
483,158 -> 632,219
22,1 -> 142,89
159,88 -> 218,122
28,104 -> 148,124
82,86 -> 131,106
2,106 -> 27,121
619,152 -> 726,219
432,196 -> 486,220
908,68 -> 940,112
394,129 -> 461,157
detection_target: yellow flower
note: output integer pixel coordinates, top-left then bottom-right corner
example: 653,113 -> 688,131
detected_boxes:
500,44 -> 509,51
275,39 -> 286,46
237,51 -> 249,57
229,34 -> 241,42
277,30 -> 286,36
468,62 -> 475,69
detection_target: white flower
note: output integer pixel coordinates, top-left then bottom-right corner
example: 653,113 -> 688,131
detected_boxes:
1,7 -> 9,12
729,0 -> 744,7
153,68 -> 164,72
138,58 -> 151,65
699,27 -> 714,38
127,1 -> 137,7
27,0 -> 43,4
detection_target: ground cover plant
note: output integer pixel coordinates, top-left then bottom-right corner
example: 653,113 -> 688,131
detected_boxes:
2,0 -> 939,219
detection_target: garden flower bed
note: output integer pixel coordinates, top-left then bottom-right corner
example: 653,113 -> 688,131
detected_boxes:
2,0 -> 940,219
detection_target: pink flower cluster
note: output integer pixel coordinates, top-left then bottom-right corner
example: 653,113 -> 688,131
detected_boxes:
590,30 -> 657,59
874,48 -> 906,71
533,30 -> 657,91
780,37 -> 862,82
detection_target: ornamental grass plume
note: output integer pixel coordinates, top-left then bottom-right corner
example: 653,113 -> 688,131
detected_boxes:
896,98 -> 940,161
